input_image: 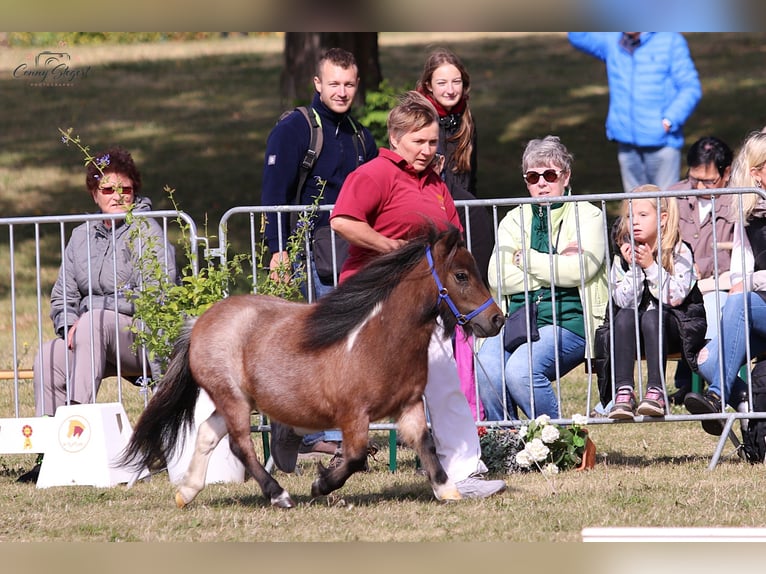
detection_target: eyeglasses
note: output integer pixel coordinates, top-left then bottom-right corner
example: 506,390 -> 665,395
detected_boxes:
98,186 -> 134,195
687,172 -> 722,189
523,169 -> 564,185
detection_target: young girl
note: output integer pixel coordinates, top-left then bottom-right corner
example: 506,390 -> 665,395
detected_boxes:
608,185 -> 707,419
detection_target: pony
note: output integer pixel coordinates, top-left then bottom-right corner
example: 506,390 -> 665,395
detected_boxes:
121,226 -> 504,508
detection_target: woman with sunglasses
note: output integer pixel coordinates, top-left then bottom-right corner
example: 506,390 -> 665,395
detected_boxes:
18,146 -> 176,484
476,135 -> 609,421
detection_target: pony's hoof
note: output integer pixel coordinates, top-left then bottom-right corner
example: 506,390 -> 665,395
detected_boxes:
310,478 -> 328,499
271,490 -> 295,509
175,491 -> 188,509
434,485 -> 462,501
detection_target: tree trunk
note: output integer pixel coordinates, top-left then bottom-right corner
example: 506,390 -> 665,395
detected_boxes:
281,33 -> 381,108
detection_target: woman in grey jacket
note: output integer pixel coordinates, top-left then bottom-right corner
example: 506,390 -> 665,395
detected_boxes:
33,147 -> 176,420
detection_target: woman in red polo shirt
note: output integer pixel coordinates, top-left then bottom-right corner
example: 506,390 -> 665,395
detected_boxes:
330,91 -> 505,499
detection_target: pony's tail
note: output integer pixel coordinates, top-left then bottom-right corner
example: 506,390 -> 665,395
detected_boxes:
119,320 -> 200,470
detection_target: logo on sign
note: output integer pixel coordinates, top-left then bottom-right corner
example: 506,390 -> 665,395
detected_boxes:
58,415 -> 91,453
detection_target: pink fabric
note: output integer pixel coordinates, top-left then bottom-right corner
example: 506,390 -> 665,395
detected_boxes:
454,326 -> 484,420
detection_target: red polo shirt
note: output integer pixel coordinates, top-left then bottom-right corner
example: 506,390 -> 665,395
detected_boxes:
331,148 -> 462,282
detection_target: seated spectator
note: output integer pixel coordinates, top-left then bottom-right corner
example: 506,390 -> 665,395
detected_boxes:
606,186 -> 707,420
688,130 -> 766,434
668,136 -> 742,404
476,136 -> 609,421
18,146 -> 176,483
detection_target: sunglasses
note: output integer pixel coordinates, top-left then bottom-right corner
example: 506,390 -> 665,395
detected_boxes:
98,186 -> 134,195
523,169 -> 563,185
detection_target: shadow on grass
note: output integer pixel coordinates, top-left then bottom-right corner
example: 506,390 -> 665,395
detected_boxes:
601,451 -> 715,467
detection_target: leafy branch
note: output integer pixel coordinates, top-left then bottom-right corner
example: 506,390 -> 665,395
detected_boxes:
60,127 -> 318,380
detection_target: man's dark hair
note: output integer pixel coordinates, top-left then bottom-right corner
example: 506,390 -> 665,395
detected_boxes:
687,136 -> 733,177
316,47 -> 357,76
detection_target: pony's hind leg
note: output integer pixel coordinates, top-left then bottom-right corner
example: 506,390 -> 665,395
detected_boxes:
398,403 -> 461,501
225,410 -> 295,509
175,411 -> 227,508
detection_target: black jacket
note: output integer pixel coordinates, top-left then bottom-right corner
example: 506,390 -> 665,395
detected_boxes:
593,252 -> 707,406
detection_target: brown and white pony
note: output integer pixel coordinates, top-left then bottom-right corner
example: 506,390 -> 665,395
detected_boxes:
121,226 -> 504,508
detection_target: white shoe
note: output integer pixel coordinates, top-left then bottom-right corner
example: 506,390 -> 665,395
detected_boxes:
455,474 -> 507,499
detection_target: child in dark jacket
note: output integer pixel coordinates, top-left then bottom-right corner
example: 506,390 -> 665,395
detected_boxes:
607,185 -> 707,419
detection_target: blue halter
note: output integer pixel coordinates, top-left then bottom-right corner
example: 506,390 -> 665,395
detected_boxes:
425,245 -> 495,326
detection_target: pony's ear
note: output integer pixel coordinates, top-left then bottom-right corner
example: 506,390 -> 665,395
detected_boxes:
433,225 -> 462,259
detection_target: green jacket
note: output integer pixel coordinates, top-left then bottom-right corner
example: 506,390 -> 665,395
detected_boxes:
488,197 -> 609,358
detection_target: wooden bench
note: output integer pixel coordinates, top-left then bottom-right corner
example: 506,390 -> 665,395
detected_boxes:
0,369 -> 34,381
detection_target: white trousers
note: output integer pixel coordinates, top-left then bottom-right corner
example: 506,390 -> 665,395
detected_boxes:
424,323 -> 488,483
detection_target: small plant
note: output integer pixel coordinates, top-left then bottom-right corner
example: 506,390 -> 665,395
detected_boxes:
126,188 -> 250,372
478,426 -> 528,475
59,128 -> 313,379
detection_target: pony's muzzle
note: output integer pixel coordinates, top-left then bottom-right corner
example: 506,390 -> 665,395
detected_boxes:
471,311 -> 505,338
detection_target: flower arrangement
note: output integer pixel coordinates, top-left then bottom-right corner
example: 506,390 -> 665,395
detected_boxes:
479,414 -> 592,476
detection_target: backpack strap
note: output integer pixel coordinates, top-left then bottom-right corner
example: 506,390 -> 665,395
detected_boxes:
347,116 -> 367,167
293,106 -> 323,198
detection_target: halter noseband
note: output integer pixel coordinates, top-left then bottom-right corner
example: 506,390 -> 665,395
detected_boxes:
425,245 -> 495,326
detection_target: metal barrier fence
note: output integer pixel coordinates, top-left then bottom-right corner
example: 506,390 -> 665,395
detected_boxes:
4,189 -> 766,469
0,210 -> 199,418
217,190 -> 766,468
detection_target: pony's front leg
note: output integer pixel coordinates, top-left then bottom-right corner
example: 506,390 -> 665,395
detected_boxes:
310,418 -> 369,499
175,412 -> 227,508
397,402 -> 461,501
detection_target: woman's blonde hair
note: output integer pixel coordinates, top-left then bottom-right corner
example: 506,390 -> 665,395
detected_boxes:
615,184 -> 680,273
730,130 -> 766,218
387,91 -> 438,147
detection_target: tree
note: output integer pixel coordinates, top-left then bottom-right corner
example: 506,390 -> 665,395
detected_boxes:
281,33 -> 381,107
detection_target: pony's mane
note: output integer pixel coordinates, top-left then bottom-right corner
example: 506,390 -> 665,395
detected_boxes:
302,226 -> 455,349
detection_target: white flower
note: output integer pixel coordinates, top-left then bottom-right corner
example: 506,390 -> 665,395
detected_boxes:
526,438 -> 550,462
535,414 -> 551,426
541,424 -> 560,444
572,413 -> 588,426
542,463 -> 559,476
519,425 -> 528,438
515,449 -> 533,468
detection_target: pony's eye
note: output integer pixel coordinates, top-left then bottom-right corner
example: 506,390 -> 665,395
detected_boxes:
455,272 -> 469,283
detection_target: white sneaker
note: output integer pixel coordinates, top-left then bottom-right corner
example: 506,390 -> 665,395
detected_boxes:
455,474 -> 507,499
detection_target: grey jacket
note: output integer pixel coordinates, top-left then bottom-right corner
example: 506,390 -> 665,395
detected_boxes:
50,196 -> 177,338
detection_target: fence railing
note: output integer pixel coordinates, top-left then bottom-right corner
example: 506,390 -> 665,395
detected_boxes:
0,210 -> 199,417
4,189 -> 766,468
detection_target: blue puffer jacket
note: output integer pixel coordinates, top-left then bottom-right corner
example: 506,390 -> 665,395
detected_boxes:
261,93 -> 378,253
568,32 -> 701,149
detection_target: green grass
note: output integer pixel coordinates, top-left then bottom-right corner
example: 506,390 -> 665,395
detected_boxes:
2,365 -> 763,542
2,33 -> 766,542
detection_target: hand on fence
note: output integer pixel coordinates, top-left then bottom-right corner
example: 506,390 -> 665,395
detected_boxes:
269,251 -> 292,284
